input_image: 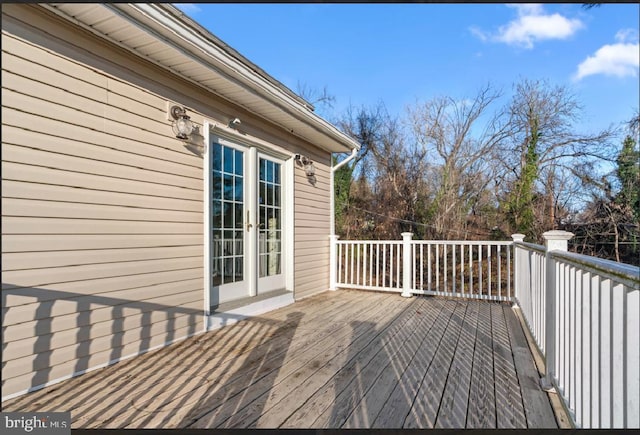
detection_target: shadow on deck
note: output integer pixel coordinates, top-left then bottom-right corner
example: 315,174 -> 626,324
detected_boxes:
2,290 -> 558,428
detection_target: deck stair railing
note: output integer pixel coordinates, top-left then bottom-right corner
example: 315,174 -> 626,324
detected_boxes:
330,231 -> 640,429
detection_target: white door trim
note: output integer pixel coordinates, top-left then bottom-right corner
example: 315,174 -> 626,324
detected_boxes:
204,122 -> 295,315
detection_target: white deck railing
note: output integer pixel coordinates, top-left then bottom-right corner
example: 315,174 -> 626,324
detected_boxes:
514,233 -> 640,429
332,235 -> 512,301
330,231 -> 640,428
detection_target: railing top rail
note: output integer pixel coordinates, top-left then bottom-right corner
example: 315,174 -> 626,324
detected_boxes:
412,240 -> 513,246
335,240 -> 402,245
336,239 -> 513,246
514,241 -> 546,254
551,249 -> 640,289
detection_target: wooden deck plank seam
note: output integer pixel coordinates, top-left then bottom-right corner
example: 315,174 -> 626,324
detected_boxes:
403,301 -> 468,428
341,297 -> 447,428
222,295 -> 414,428
186,293 -> 409,428
316,298 -> 445,427
278,298 -> 433,428
370,299 -> 456,428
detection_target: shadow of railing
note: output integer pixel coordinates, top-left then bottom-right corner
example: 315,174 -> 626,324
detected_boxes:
310,298 -> 540,429
2,284 -> 202,403
179,312 -> 303,428
2,284 -> 303,429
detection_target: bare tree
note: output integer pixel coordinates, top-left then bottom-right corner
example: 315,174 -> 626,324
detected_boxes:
407,84 -> 511,238
499,78 -> 616,240
295,81 -> 336,118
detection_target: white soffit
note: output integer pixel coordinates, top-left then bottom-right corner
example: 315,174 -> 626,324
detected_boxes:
43,3 -> 360,154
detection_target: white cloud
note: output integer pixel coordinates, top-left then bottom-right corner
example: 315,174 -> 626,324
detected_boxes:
471,4 -> 583,49
574,30 -> 640,80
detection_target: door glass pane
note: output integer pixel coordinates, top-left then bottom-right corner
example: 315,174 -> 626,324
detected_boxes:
258,157 -> 282,278
211,142 -> 244,285
234,149 -> 243,175
212,143 -> 222,171
223,146 -> 234,174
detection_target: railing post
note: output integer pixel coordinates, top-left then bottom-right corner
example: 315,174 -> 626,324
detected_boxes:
401,232 -> 413,298
541,230 -> 574,391
511,234 -> 525,302
329,235 -> 339,291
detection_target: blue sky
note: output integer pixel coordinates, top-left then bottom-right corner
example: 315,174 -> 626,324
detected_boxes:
176,3 -> 639,138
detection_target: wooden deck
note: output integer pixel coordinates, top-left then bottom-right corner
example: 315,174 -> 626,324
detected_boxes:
2,290 -> 557,428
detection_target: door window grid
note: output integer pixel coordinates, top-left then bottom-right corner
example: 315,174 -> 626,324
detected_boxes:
259,158 -> 282,277
211,143 -> 244,285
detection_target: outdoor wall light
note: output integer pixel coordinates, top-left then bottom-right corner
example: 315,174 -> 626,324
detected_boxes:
228,117 -> 242,128
170,105 -> 194,139
295,154 -> 316,177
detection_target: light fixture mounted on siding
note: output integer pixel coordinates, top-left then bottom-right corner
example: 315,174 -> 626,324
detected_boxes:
170,105 -> 194,140
295,154 -> 316,177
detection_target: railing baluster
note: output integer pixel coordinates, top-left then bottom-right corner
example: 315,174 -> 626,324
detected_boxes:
338,242 -> 343,285
498,245 -> 502,299
445,244 -> 449,293
436,244 -> 440,292
452,243 -> 456,295
469,245 -> 474,295
376,243 -> 380,288
396,243 -> 401,290
479,244 -> 483,297
350,243 -> 354,285
369,243 -> 374,287
362,243 -> 367,287
575,265 -> 583,426
460,244 -> 464,296
591,274 -> 600,428
420,243 -> 424,291
428,243 -> 432,291
611,282 -> 625,427
383,244 -> 387,288
412,243 -> 417,290
507,244 -> 511,300
488,244 -> 492,298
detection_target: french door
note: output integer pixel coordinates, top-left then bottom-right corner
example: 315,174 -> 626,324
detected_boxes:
209,135 -> 285,305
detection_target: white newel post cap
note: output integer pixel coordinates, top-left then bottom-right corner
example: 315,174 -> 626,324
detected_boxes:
542,230 -> 574,252
401,232 -> 414,239
511,233 -> 525,242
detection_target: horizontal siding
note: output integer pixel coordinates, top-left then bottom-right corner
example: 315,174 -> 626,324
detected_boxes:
1,10 -> 206,399
4,296 -> 202,365
3,246 -> 202,271
2,198 -> 202,223
3,272 -> 203,324
3,279 -> 203,341
2,234 -> 202,252
3,257 -> 201,291
2,323 -> 199,398
294,152 -> 331,300
3,180 -> 202,213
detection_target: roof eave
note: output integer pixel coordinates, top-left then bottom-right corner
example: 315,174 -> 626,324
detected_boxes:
43,3 -> 360,154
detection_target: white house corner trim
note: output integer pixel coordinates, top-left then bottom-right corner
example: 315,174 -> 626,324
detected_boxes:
203,120 -> 212,331
285,156 -> 295,293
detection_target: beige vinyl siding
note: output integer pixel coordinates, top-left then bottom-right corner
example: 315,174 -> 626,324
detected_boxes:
1,8 -> 205,399
293,148 -> 332,300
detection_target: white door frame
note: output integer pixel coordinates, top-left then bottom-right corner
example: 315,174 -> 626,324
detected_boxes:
203,121 -> 294,316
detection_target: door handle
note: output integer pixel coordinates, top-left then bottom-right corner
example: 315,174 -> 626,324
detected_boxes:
246,210 -> 253,232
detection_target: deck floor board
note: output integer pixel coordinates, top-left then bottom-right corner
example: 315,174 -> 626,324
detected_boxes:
2,290 -> 558,429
